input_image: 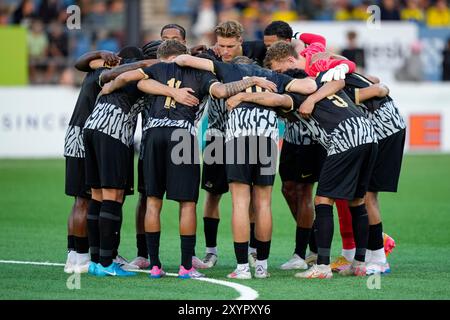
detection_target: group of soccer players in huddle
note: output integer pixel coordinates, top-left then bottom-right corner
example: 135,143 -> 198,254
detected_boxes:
63,19 -> 404,280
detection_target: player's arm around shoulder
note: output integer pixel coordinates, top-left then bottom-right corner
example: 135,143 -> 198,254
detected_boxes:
286,77 -> 317,95
100,59 -> 157,84
298,78 -> 345,119
174,54 -> 215,72
226,92 -> 293,112
357,83 -> 390,103
137,77 -> 200,108
101,68 -> 148,95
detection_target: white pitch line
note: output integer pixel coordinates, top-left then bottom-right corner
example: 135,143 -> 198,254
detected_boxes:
136,269 -> 259,300
0,260 -> 259,300
0,260 -> 65,267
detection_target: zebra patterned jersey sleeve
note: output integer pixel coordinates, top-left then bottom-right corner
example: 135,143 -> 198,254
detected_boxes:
84,94 -> 147,147
63,68 -> 106,158
283,119 -> 316,146
343,73 -> 406,140
205,97 -> 228,137
64,125 -> 85,158
288,89 -> 377,156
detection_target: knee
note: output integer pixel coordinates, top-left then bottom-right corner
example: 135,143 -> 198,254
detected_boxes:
74,197 -> 89,216
282,183 -> 296,201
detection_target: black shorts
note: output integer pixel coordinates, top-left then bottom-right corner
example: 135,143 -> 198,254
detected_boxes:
369,129 -> 405,192
279,141 -> 327,183
65,156 -> 91,198
317,143 -> 378,200
143,127 -> 200,202
83,129 -> 134,194
202,135 -> 229,194
225,136 -> 278,186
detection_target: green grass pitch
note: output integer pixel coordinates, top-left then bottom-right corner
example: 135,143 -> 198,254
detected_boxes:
0,154 -> 449,300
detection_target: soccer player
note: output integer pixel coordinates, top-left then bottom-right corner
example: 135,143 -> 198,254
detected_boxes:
193,21 -> 269,269
64,50 -> 120,274
229,70 -> 379,279
174,53 -> 317,279
82,46 -> 154,277
160,23 -> 187,44
337,73 -> 405,275
263,20 -> 293,48
127,40 -> 163,270
203,20 -> 267,66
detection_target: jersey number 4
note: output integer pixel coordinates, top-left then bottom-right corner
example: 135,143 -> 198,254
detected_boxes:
165,78 -> 182,109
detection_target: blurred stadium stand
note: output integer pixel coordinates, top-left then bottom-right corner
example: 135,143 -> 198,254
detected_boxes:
0,0 -> 450,84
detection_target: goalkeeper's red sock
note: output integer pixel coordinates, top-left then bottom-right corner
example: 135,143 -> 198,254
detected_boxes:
336,199 -> 355,250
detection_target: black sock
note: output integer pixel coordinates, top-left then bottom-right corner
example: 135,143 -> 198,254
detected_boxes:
256,239 -> 271,261
315,204 -> 334,265
204,217 -> 220,248
249,223 -> 257,249
74,236 -> 89,254
145,232 -> 161,268
87,199 -> 102,263
67,235 -> 75,252
349,204 -> 369,262
295,227 -> 311,259
368,222 -> 384,251
234,241 -> 249,264
308,220 -> 318,253
112,226 -> 122,259
99,200 -> 123,267
181,235 -> 196,270
137,234 -> 148,258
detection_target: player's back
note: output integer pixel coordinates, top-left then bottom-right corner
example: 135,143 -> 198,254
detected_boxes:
144,62 -> 216,124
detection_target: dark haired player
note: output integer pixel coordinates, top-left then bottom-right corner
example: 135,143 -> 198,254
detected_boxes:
83,46 -> 153,277
263,20 -> 293,48
64,50 -> 119,274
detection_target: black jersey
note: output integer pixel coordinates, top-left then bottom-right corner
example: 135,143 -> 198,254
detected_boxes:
141,62 -> 218,136
212,61 -> 295,142
83,81 -> 147,147
206,40 -> 267,66
64,67 -> 106,158
288,72 -> 377,156
343,73 -> 406,140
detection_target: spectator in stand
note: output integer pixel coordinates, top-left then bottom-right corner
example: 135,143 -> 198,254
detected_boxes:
38,0 -> 61,24
106,0 -> 125,31
351,0 -> 371,20
426,0 -> 450,27
296,0 -> 331,20
45,21 -> 68,83
334,0 -> 353,21
396,41 -> 424,82
442,38 -> 450,81
12,0 -> 35,26
272,0 -> 299,22
218,0 -> 240,22
241,0 -> 263,40
341,30 -> 366,73
85,0 -> 107,28
28,19 -> 49,84
401,0 -> 425,23
192,0 -> 217,44
380,0 -> 401,20
0,5 -> 10,25
95,30 -> 120,53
